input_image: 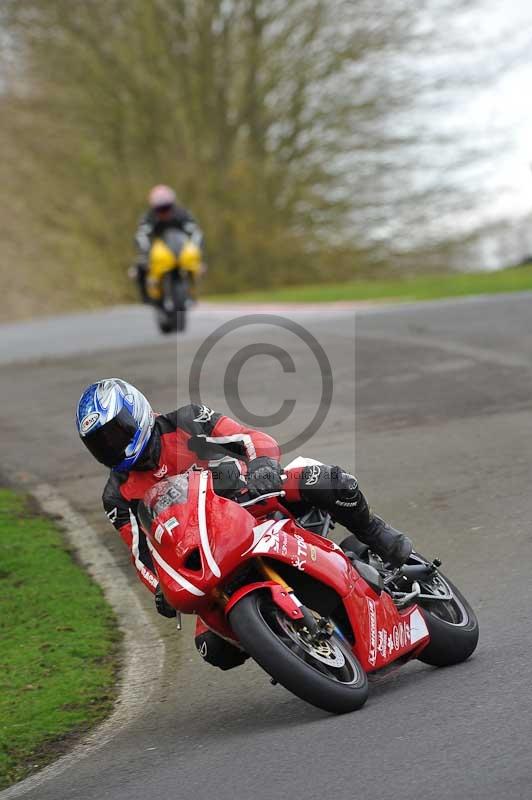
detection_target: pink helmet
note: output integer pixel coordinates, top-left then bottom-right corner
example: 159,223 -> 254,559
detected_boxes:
148,184 -> 176,209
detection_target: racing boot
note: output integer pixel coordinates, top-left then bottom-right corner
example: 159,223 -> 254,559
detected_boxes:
356,513 -> 413,567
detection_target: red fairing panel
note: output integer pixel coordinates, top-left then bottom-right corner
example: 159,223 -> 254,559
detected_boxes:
241,517 -> 355,597
145,471 -> 257,614
243,515 -> 430,671
343,585 -> 430,672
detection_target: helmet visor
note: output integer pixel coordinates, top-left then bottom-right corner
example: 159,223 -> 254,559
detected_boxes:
82,408 -> 138,467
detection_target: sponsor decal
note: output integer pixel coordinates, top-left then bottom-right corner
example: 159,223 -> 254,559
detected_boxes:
304,464 -> 321,486
153,463 -> 168,479
291,533 -> 308,571
310,545 -> 317,562
386,622 -> 410,655
199,641 -> 208,657
106,507 -> 118,524
393,625 -> 400,650
367,598 -> 378,666
193,405 -> 215,423
249,519 -> 287,555
80,412 -> 100,434
377,629 -> 388,659
155,517 -> 180,544
281,532 -> 288,556
255,530 -> 280,554
243,520 -> 273,555
141,566 -> 159,589
165,516 -> 179,533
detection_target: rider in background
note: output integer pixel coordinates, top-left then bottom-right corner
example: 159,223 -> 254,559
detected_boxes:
132,185 -> 204,302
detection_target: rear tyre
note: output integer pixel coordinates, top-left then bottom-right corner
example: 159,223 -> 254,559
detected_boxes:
415,567 -> 479,667
229,591 -> 368,714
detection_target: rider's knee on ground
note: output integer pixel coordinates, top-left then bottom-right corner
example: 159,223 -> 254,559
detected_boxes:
195,630 -> 249,671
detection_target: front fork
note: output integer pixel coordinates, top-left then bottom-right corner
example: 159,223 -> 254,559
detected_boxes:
258,559 -> 318,633
222,558 -> 306,622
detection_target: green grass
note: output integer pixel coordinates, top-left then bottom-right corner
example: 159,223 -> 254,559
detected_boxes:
207,263 -> 532,304
0,489 -> 120,789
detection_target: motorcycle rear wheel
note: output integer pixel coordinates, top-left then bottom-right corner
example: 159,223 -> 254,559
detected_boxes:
229,591 -> 368,714
414,563 -> 479,667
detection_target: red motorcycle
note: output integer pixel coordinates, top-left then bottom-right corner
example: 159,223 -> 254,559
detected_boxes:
138,469 -> 479,714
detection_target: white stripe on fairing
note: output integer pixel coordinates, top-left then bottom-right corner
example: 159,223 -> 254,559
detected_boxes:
130,511 -> 158,589
147,540 -> 205,597
198,470 -> 221,577
129,510 -> 146,574
204,433 -> 256,460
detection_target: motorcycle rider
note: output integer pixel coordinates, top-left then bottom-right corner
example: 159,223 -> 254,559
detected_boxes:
76,378 -> 413,671
132,185 -> 203,302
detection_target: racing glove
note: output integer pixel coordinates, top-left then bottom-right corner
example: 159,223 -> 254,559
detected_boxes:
211,460 -> 247,499
155,584 -> 176,618
246,457 -> 284,498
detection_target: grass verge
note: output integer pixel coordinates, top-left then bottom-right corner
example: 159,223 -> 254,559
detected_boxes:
0,488 -> 120,789
206,263 -> 532,304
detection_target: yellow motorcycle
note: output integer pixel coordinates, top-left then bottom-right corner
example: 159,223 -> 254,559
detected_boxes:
146,229 -> 202,333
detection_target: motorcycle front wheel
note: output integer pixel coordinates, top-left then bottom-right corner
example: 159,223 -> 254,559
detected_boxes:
170,272 -> 188,332
158,272 -> 188,333
229,591 -> 368,714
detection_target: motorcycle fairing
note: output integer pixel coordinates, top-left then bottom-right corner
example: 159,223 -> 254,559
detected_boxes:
144,471 -> 257,612
237,511 -> 430,670
147,235 -> 201,300
145,470 -> 431,668
342,585 -> 430,672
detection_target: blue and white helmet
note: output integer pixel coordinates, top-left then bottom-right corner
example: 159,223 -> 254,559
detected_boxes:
76,379 -> 155,470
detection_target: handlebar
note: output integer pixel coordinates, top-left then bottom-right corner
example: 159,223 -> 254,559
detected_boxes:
239,490 -> 286,508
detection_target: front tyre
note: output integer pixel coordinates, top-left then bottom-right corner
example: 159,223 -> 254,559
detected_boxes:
229,591 -> 368,714
170,273 -> 188,332
157,308 -> 174,334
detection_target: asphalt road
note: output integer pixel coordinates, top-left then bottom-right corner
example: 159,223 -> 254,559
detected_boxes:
2,293 -> 532,800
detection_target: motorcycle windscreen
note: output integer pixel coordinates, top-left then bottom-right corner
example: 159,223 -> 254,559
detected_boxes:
161,229 -> 188,256
138,474 -> 190,535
